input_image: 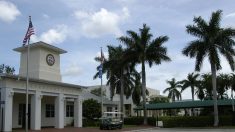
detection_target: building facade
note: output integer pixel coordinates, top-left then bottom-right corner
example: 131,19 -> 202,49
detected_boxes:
87,85 -> 160,117
0,41 -> 84,131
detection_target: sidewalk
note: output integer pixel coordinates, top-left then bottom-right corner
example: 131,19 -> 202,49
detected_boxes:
13,125 -> 154,132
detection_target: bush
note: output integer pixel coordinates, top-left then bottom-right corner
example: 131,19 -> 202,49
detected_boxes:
83,118 -> 100,127
124,117 -> 156,126
124,117 -> 143,125
158,115 -> 234,128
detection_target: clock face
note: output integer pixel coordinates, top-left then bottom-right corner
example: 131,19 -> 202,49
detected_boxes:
46,54 -> 55,66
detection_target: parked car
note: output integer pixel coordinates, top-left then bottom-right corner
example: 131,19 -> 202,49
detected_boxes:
99,112 -> 123,130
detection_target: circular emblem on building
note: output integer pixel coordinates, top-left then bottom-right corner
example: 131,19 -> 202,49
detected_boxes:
46,54 -> 55,66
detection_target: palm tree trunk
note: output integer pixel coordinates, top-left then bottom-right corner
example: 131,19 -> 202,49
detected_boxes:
211,64 -> 219,127
120,70 -> 124,121
191,86 -> 195,116
141,60 -> 147,125
231,88 -> 234,111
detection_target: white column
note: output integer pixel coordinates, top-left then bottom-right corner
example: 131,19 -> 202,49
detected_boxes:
55,93 -> 64,129
74,95 -> 82,127
30,91 -> 42,130
1,88 -> 13,132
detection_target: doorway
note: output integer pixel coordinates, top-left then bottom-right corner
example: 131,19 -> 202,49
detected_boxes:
19,104 -> 30,129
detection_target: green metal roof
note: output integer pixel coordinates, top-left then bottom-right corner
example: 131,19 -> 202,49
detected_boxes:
134,99 -> 235,110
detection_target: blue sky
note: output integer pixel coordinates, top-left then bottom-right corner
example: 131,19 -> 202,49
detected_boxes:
1,0 -> 235,99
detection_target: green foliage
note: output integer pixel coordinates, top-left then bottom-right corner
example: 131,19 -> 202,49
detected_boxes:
159,116 -> 233,127
0,64 -> 15,74
82,99 -> 101,120
82,119 -> 100,127
163,78 -> 182,102
149,96 -> 169,104
124,117 -> 156,126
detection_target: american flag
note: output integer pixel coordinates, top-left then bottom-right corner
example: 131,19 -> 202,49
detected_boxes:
23,16 -> 35,46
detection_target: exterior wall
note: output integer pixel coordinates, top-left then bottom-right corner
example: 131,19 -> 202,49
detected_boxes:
19,47 -> 62,82
0,77 -> 83,130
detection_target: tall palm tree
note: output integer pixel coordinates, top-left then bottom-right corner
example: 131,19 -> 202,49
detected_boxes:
94,45 -> 136,120
163,78 -> 182,102
180,72 -> 200,115
119,24 -> 171,124
230,73 -> 235,111
182,10 -> 235,126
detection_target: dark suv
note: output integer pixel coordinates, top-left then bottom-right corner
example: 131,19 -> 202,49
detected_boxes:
99,117 -> 123,130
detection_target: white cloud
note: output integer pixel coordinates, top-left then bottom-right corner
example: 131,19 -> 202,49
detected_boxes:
32,24 -> 68,44
73,7 -> 129,38
225,12 -> 235,18
42,14 -> 50,19
0,1 -> 21,23
62,63 -> 82,76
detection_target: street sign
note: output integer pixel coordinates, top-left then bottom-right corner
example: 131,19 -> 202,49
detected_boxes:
0,101 -> 4,104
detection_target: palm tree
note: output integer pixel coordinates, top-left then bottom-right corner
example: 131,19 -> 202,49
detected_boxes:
230,73 -> 235,111
195,83 -> 205,101
163,78 -> 182,102
180,72 -> 200,101
180,72 -> 200,115
182,10 -> 235,126
94,45 -> 136,120
217,73 -> 230,99
119,24 -> 171,124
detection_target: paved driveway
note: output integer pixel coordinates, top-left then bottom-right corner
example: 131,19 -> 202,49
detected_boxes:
13,127 -> 235,132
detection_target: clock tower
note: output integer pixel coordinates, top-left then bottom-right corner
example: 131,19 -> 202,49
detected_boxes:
13,41 -> 67,82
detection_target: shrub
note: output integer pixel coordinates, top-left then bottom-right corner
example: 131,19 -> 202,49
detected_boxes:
158,115 -> 233,128
83,118 -> 100,127
124,117 -> 156,126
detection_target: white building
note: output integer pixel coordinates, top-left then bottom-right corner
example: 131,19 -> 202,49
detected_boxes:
0,41 -> 84,131
87,85 -> 160,117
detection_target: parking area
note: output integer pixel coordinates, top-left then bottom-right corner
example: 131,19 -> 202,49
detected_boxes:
13,125 -> 153,132
13,127 -> 235,132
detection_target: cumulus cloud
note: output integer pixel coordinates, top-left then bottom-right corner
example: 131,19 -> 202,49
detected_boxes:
0,1 -> 21,23
62,63 -> 82,76
32,24 -> 68,44
73,7 -> 129,38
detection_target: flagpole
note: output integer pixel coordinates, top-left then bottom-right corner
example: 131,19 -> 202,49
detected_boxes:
100,47 -> 103,120
25,37 -> 30,132
25,16 -> 32,132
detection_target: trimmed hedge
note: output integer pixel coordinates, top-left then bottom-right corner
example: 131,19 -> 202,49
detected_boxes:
123,115 -> 234,127
83,119 -> 100,127
124,117 -> 156,126
159,115 -> 234,128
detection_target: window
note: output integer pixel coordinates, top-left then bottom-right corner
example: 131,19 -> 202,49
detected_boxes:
66,105 -> 74,117
46,104 -> 54,117
115,107 -> 118,117
107,107 -> 112,116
